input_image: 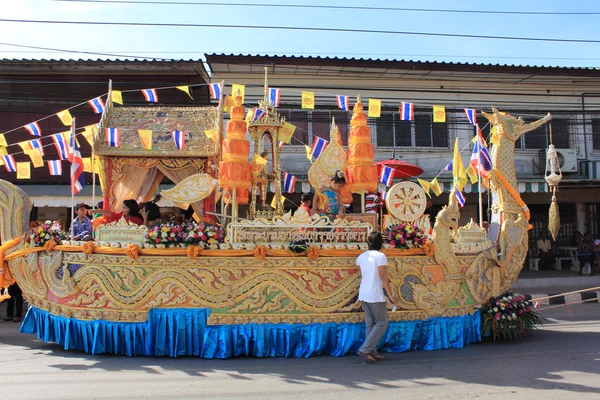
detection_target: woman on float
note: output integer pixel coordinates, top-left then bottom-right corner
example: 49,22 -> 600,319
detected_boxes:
312,170 -> 346,220
93,199 -> 144,226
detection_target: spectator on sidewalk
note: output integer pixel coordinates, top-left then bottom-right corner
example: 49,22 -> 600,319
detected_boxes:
537,231 -> 554,271
577,232 -> 595,275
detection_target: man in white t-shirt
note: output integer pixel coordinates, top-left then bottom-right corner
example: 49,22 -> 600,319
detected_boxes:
356,232 -> 398,363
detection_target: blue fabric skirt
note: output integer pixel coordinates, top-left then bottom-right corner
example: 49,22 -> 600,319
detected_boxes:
20,306 -> 481,358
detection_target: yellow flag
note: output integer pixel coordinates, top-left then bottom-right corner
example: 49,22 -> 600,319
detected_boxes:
82,157 -> 93,173
223,95 -> 234,113
433,105 -> 446,123
232,84 -> 245,103
111,90 -> 123,105
81,125 -> 96,146
138,130 -> 153,150
61,131 -> 80,148
368,99 -> 381,118
465,165 -> 478,184
204,129 -> 217,142
253,153 -> 268,165
457,175 -> 468,191
430,178 -> 443,196
29,149 -> 44,168
301,91 -> 315,109
56,109 -> 73,126
417,178 -> 431,197
0,134 -> 7,147
18,141 -> 32,154
280,122 -> 296,144
16,162 -> 30,179
305,145 -> 313,164
176,86 -> 194,99
270,194 -> 286,209
452,138 -> 465,186
245,109 -> 253,123
0,146 -> 6,166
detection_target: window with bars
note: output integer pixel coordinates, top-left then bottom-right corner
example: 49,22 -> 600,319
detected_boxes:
518,118 -> 571,150
592,119 -> 600,151
375,113 -> 449,148
279,110 -> 350,147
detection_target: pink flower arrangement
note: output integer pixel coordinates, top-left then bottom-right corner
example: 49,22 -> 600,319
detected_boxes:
384,223 -> 427,250
24,221 -> 67,248
145,221 -> 224,248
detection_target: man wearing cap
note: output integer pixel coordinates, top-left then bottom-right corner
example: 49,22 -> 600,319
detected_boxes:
70,203 -> 92,241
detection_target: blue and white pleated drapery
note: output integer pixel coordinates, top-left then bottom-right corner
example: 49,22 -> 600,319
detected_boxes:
20,306 -> 481,358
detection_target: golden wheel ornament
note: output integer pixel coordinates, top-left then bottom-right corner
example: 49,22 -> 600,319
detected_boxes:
385,181 -> 428,222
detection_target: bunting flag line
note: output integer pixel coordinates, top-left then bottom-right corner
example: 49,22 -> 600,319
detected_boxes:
70,125 -> 85,195
111,90 -> 123,105
28,149 -> 44,168
176,86 -> 193,100
252,107 -> 266,122
310,136 -> 328,158
56,109 -> 73,126
16,162 -> 30,179
444,161 -> 453,171
81,125 -> 96,146
24,122 -> 42,137
430,178 -> 443,196
52,133 -> 69,160
0,134 -> 7,147
28,138 -> 45,156
142,88 -> 158,103
417,178 -> 431,197
138,130 -> 153,150
305,145 -> 313,164
380,165 -> 395,187
2,154 -> 16,172
433,105 -> 446,123
82,157 -> 93,173
18,141 -> 32,154
381,190 -> 387,201
0,146 -> 6,157
283,171 -> 297,194
301,91 -> 315,109
464,109 -> 477,126
270,193 -> 286,209
48,160 -> 62,176
368,98 -> 381,118
209,82 -> 222,100
400,102 -> 414,121
88,97 -> 105,114
172,130 -> 185,150
280,122 -> 296,144
231,84 -> 245,103
106,128 -> 121,147
336,95 -> 350,111
455,187 -> 466,207
269,88 -> 281,107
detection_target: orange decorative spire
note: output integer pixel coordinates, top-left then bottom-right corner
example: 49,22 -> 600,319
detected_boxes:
217,89 -> 252,204
346,96 -> 378,194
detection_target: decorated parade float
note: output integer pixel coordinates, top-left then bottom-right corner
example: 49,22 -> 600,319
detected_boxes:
0,75 -> 552,358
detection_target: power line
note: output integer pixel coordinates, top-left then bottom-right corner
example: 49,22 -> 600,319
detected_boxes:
52,0 -> 600,16
2,19 -> 600,44
0,41 -> 166,60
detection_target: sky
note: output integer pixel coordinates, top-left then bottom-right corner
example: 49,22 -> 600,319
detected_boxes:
2,0 -> 600,73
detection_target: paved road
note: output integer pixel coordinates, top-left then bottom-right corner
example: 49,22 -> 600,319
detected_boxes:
1,304 -> 599,400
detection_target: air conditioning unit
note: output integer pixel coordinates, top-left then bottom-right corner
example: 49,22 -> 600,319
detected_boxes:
538,148 -> 578,174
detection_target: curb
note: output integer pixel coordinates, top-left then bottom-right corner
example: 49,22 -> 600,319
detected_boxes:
524,291 -> 600,307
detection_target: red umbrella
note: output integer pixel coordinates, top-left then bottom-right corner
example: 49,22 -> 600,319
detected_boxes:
375,159 -> 424,179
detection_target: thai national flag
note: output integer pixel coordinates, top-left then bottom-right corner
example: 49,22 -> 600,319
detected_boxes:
52,133 -> 69,160
2,155 -> 16,172
252,108 -> 266,122
172,130 -> 185,150
336,95 -> 349,111
29,139 -> 45,156
464,109 -> 477,126
278,140 -> 285,149
470,133 -> 492,178
70,126 -> 85,195
310,136 -> 328,159
380,165 -> 394,187
455,187 -> 466,207
381,190 -> 387,201
444,161 -> 453,171
269,88 -> 281,107
142,88 -> 158,103
48,160 -> 62,176
106,128 -> 121,147
209,83 -> 222,100
400,102 -> 414,121
283,171 -> 297,194
24,122 -> 42,136
88,97 -> 105,114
